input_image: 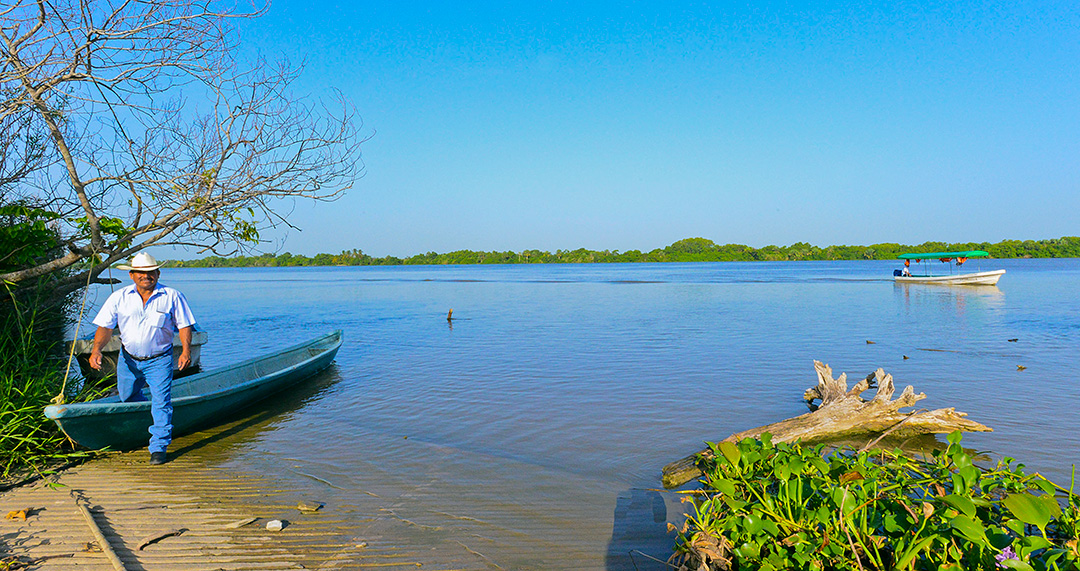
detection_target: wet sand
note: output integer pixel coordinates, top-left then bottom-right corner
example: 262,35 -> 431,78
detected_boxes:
1,431 -> 502,570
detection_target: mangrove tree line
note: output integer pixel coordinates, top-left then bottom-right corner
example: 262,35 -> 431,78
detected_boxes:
166,236 -> 1080,268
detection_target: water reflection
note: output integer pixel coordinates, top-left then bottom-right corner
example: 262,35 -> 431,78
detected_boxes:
168,367 -> 343,461
894,282 -> 1005,315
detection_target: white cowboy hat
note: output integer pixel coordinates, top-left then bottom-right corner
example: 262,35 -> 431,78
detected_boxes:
116,252 -> 161,271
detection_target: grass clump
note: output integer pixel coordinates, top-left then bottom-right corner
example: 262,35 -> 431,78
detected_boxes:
0,324 -> 70,478
671,432 -> 1080,571
0,288 -> 97,481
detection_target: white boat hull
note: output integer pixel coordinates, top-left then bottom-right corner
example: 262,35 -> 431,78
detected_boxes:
894,269 -> 1005,286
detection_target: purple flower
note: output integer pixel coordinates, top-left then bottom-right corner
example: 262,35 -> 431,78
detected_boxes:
996,546 -> 1019,568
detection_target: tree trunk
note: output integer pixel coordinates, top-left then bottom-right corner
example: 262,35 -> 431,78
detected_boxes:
661,361 -> 992,489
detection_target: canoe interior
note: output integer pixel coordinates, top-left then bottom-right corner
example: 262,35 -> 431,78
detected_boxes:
172,332 -> 338,399
44,330 -> 342,450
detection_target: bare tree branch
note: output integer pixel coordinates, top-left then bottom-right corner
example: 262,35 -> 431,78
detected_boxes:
1,0 -> 365,293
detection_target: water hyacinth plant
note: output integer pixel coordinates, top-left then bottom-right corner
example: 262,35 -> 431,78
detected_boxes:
670,432 -> 1080,571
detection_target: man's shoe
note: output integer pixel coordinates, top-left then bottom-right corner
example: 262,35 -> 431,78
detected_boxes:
149,452 -> 167,465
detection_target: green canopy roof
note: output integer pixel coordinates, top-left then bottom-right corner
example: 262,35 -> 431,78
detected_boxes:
897,250 -> 989,260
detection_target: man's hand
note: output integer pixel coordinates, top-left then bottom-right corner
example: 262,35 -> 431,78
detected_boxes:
177,326 -> 193,371
177,350 -> 191,371
89,326 -> 113,370
89,350 -> 103,370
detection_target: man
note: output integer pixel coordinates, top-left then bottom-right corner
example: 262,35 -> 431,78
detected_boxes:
89,252 -> 197,465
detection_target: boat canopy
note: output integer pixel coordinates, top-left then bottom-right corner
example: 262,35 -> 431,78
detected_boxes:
897,250 -> 990,260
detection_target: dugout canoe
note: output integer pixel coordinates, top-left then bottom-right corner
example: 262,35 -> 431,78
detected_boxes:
44,330 -> 343,450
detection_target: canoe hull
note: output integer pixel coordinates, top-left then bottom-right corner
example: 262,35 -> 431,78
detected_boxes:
894,269 -> 1005,286
45,330 -> 342,450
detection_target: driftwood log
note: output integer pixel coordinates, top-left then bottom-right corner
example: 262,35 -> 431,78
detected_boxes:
661,361 -> 992,489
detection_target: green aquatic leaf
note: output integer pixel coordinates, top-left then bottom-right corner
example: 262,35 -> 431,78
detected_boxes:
773,462 -> 791,481
1005,518 -> 1027,535
951,471 -> 970,496
950,515 -> 989,546
1017,535 -> 1052,558
986,526 -> 1013,549
1031,478 -> 1056,495
719,441 -> 741,467
1042,494 -> 1063,519
942,494 -> 977,519
1042,548 -> 1070,568
734,541 -> 761,560
832,488 -> 857,518
882,512 -> 903,533
958,465 -> 980,489
893,536 -> 936,569
760,518 -> 780,537
952,449 -> 974,470
743,513 -> 765,534
808,454 -> 828,473
724,496 -> 748,512
713,477 -> 737,497
789,456 -> 807,474
743,449 -> 763,467
1003,493 -> 1055,530
999,559 -> 1036,571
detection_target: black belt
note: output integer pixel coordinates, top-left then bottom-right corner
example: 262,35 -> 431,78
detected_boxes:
122,347 -> 171,362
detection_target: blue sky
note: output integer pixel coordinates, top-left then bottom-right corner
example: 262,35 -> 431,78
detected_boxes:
232,1 -> 1079,257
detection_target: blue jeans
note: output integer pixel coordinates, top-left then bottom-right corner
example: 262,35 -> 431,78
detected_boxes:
117,351 -> 174,454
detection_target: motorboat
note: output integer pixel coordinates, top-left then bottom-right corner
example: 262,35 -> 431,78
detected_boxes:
894,251 -> 1004,286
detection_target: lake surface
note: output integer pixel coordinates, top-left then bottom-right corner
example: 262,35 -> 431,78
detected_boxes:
80,258 -> 1080,569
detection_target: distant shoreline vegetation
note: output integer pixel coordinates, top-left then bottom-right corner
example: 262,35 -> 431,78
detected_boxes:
164,236 -> 1080,268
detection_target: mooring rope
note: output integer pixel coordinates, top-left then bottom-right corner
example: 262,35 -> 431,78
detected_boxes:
52,259 -> 98,406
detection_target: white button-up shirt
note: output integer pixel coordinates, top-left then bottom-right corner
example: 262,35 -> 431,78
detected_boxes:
92,283 -> 197,359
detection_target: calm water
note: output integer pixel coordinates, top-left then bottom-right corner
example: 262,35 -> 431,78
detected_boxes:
80,258 -> 1080,569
